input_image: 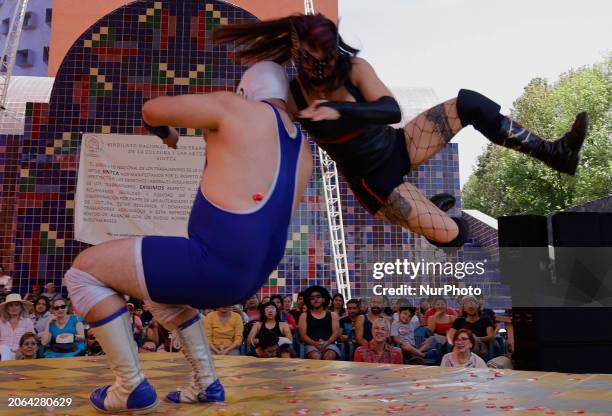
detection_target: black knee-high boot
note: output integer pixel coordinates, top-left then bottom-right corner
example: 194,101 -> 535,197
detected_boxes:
456,89 -> 588,175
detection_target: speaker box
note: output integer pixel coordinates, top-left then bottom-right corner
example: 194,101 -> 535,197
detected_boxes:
500,213 -> 612,373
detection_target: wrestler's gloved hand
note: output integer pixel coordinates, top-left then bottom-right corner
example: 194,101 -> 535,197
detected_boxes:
316,96 -> 401,125
143,120 -> 171,139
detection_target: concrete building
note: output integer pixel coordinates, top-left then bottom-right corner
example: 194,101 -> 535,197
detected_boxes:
0,0 -> 53,76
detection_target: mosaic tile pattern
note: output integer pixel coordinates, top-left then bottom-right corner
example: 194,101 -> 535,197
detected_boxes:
0,353 -> 610,415
0,0 -> 506,309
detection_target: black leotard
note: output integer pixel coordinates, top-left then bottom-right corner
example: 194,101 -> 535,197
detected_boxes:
291,78 -> 410,213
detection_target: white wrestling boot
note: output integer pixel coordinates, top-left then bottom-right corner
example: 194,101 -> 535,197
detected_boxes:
166,314 -> 225,403
89,307 -> 159,413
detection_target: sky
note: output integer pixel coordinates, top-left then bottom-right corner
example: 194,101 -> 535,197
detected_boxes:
337,0 -> 611,187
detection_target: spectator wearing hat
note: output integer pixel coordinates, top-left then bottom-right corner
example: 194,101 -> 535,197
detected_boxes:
41,298 -> 86,358
23,284 -> 42,302
31,296 -> 52,339
0,265 -> 12,293
447,296 -> 494,360
0,293 -> 35,360
299,285 -> 340,360
17,332 -> 39,360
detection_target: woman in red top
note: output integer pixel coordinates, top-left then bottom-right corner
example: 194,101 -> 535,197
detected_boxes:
426,297 -> 455,342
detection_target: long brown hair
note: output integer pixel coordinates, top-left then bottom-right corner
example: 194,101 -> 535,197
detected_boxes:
213,14 -> 359,91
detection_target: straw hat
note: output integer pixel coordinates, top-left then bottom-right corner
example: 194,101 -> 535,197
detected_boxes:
0,293 -> 33,315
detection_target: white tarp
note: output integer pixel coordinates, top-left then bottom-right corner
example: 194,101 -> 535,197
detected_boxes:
75,134 -> 205,245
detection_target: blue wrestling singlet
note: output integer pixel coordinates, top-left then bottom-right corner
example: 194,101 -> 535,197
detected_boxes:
140,102 -> 303,309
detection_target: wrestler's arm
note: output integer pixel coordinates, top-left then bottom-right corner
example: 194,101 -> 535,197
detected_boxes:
142,92 -> 237,130
301,58 -> 401,123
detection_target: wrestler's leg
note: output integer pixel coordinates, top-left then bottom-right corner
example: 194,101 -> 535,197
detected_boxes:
403,99 -> 462,169
376,182 -> 468,246
65,238 -> 158,413
65,239 -> 224,411
404,92 -> 588,175
146,302 -> 224,404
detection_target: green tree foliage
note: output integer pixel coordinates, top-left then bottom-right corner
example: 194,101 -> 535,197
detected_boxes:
462,56 -> 612,217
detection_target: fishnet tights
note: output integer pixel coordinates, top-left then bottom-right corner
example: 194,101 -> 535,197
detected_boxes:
377,98 -> 463,243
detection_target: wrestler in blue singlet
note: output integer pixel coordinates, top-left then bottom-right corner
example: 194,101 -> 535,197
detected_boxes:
140,102 -> 303,308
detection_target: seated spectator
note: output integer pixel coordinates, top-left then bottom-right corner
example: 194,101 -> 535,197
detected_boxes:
329,293 -> 347,318
339,299 -> 360,344
41,298 -> 86,358
355,295 -> 391,348
204,306 -> 243,355
277,343 -> 297,358
289,292 -> 304,323
358,299 -> 368,315
244,294 -> 261,322
247,302 -> 293,348
391,298 -> 412,322
17,332 -> 39,360
447,296 -> 495,359
249,329 -> 279,358
417,298 -> 431,326
23,284 -> 41,302
0,265 -> 13,293
299,285 -> 340,360
86,331 -> 104,356
232,304 -> 249,323
127,303 -> 144,347
475,294 -> 496,326
31,296 -> 52,339
41,282 -> 61,302
139,341 -> 157,354
426,297 -> 456,343
0,293 -> 35,361
270,294 -> 297,330
282,295 -> 293,316
354,317 -> 402,364
441,329 -> 487,368
139,302 -> 153,327
391,307 -> 436,361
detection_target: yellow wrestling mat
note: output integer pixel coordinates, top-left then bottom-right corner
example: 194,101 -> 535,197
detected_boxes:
0,353 -> 610,415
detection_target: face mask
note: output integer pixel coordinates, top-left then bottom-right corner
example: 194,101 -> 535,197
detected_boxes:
295,47 -> 336,86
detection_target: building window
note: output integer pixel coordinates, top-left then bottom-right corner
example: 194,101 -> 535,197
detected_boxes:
23,12 -> 36,30
45,8 -> 52,25
43,46 -> 49,64
1,18 -> 9,35
16,49 -> 33,67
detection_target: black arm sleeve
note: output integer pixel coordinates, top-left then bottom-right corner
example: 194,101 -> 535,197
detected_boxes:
143,120 -> 171,139
316,96 -> 402,125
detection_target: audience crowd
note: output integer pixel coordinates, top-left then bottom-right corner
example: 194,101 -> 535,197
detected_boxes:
0,268 -> 509,368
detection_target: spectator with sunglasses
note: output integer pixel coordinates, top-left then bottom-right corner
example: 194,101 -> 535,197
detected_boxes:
41,298 -> 86,358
